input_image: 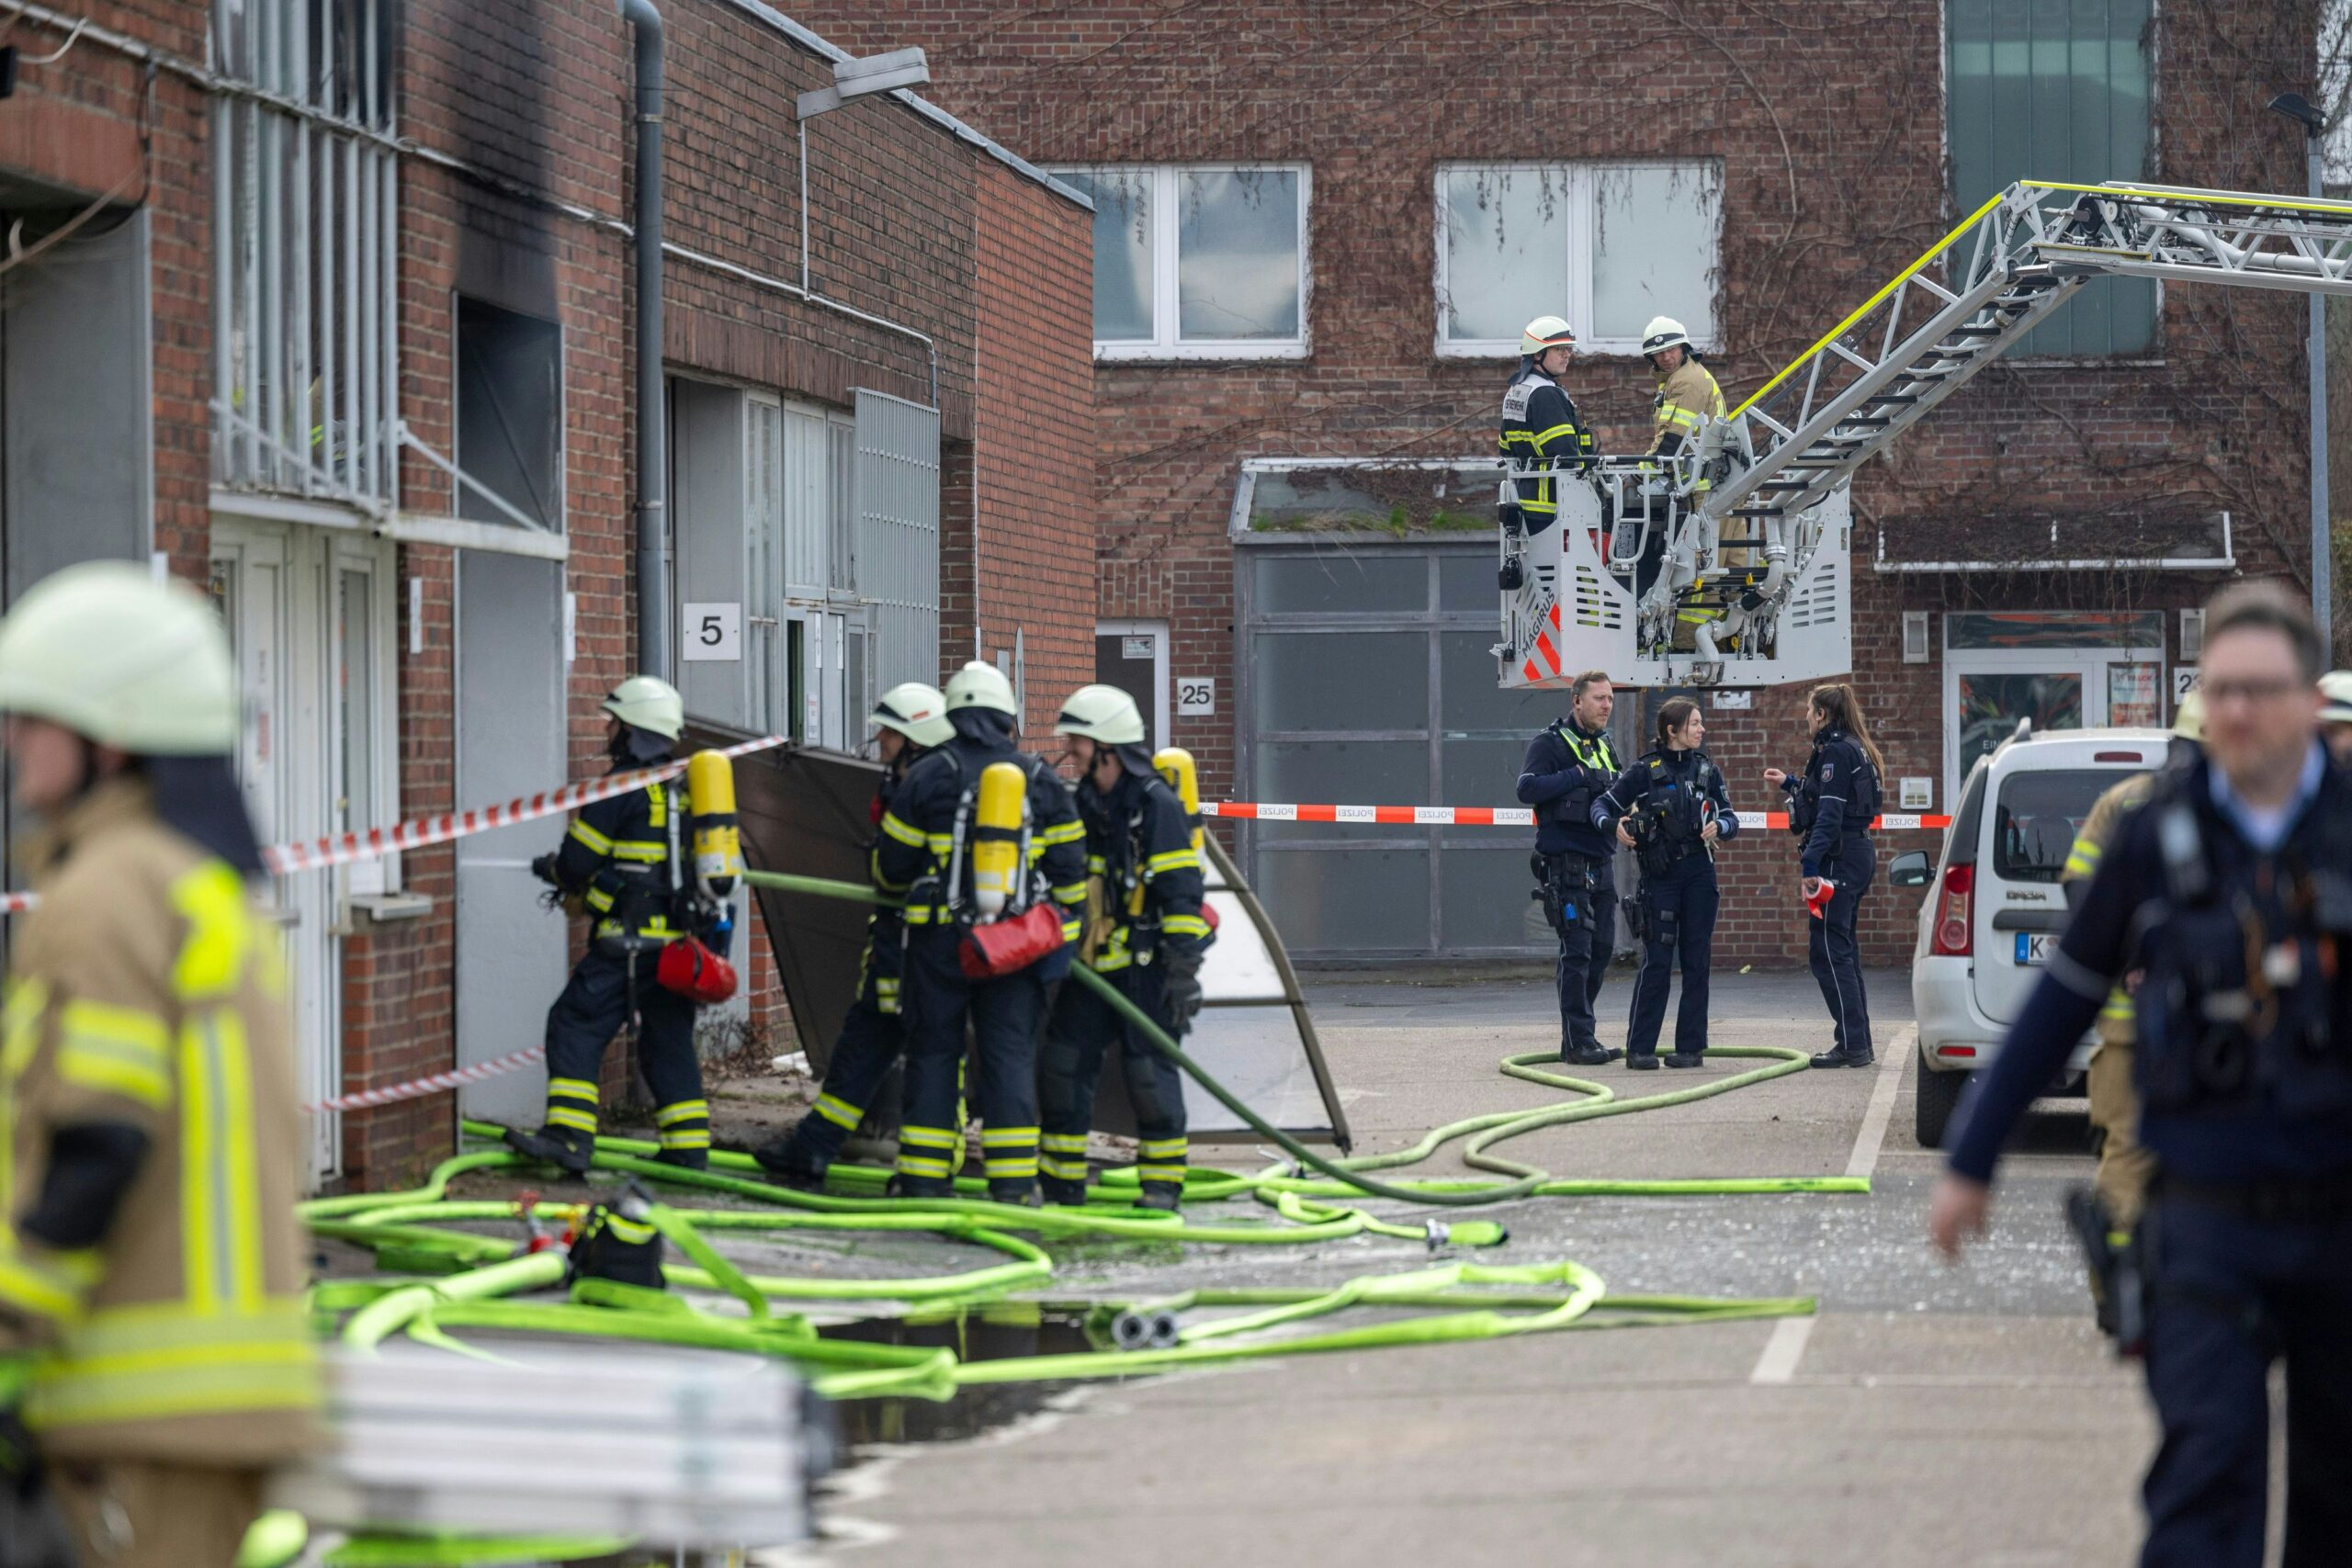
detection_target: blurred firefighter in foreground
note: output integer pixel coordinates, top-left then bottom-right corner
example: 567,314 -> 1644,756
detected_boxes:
0,561 -> 319,1566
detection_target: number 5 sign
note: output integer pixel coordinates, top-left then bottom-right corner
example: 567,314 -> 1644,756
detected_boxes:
681,603 -> 741,662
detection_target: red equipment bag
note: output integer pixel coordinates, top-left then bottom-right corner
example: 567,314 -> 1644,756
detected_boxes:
655,935 -> 739,1004
959,901 -> 1067,980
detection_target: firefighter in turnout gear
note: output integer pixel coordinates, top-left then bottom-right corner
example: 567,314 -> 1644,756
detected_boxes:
1642,316 -> 1725,469
1517,670 -> 1624,1066
1038,686 -> 1212,1211
752,684 -> 956,1189
1767,683 -> 1884,1070
1935,582 -> 2352,1566
1593,697 -> 1739,1068
874,662 -> 1087,1201
508,676 -> 715,1176
1498,316 -> 1600,537
0,562 -> 320,1567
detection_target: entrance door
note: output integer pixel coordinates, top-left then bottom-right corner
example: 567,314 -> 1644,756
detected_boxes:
1095,621 -> 1169,750
1941,614 -> 2165,803
212,520 -> 391,1180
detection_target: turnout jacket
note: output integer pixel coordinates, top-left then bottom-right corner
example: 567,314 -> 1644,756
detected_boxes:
1517,718 -> 1621,859
874,723 -> 1088,944
551,760 -> 687,945
1498,365 -> 1599,533
2062,770 -> 2161,1050
1076,769 -> 1211,974
1649,357 -> 1725,457
1781,728 -> 1879,878
0,777 -> 320,1464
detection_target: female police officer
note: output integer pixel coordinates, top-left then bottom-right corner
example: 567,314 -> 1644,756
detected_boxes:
1592,696 -> 1738,1068
1765,682 -> 1883,1069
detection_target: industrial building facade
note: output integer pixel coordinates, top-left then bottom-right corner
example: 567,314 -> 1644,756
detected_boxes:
0,0 -> 1093,1188
798,0 -> 2323,966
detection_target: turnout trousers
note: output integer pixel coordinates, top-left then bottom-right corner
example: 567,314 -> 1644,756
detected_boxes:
1550,852 -> 1619,1059
777,966 -> 904,1176
896,928 -> 1044,1199
1038,961 -> 1191,1204
2137,1191 -> 2352,1567
1625,853 -> 1717,1061
1808,838 -> 1876,1057
542,947 -> 707,1163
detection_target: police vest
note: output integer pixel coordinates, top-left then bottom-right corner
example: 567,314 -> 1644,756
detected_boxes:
2132,775 -> 2352,1120
1632,752 -> 1716,874
1551,724 -> 1619,823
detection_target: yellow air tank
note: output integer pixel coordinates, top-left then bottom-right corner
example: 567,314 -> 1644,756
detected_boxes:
1154,747 -> 1204,852
971,761 -> 1028,919
685,750 -> 743,898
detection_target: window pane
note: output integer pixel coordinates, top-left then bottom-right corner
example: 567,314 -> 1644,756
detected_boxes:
1256,739 -> 1429,840
1439,630 -> 1567,734
1252,632 -> 1427,732
1440,847 -> 1550,951
1061,169 -> 1154,342
1993,770 -> 2120,884
1441,735 -> 1539,806
1439,553 -> 1499,611
1590,164 -> 1719,344
1178,169 -> 1300,341
1253,553 -> 1425,615
1443,168 -> 1569,344
1257,848 -> 1429,950
1947,0 -> 2153,355
1946,610 -> 2161,649
1956,671 -> 2082,781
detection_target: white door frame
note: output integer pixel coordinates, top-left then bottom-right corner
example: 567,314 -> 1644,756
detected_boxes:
1099,619 -> 1171,750
1941,641 -> 2164,807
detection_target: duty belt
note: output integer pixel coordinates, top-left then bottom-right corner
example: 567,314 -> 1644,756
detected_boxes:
2158,1170 -> 2352,1222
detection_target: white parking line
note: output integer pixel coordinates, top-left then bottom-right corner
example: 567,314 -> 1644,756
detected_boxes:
1845,1023 -> 1916,1180
1749,1314 -> 1816,1384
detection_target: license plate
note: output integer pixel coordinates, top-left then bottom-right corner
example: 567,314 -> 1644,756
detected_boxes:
2013,932 -> 2052,965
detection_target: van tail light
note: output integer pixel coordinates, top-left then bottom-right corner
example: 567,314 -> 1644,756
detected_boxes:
1929,863 -> 1974,956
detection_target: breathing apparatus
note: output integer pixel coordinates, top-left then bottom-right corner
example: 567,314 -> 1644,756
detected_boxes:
1155,747 -> 1204,854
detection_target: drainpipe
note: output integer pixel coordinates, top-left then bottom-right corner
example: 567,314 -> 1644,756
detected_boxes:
620,0 -> 670,681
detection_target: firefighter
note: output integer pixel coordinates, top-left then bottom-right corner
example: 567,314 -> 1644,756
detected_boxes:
0,561 -> 320,1566
1498,315 -> 1600,537
1642,315 -> 1725,473
1765,682 -> 1885,1069
1592,696 -> 1739,1068
752,683 -> 955,1189
508,676 -> 715,1176
2052,691 -> 2202,1335
1037,685 -> 1211,1211
2320,670 -> 2352,763
874,662 -> 1087,1202
1517,670 -> 1624,1066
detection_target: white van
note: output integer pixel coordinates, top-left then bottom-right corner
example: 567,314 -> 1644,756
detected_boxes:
1891,726 -> 2169,1147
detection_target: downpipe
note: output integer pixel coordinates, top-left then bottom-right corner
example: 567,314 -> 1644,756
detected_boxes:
621,0 -> 671,681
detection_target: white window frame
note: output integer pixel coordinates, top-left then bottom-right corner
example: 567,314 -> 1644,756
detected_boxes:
1432,161 -> 1722,360
1055,163 -> 1313,363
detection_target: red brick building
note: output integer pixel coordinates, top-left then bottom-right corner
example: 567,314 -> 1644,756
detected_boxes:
797,0 -> 2322,968
0,0 -> 1091,1188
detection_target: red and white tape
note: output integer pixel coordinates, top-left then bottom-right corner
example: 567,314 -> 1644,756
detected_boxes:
1204,803 -> 1952,831
304,1044 -> 545,1114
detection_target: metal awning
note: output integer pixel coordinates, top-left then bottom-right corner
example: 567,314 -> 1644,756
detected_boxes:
1874,510 -> 2233,572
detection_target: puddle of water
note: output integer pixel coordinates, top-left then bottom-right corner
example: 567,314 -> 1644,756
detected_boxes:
819,1308 -> 1101,1449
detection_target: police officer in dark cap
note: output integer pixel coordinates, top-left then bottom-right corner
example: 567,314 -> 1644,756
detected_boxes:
1934,580 -> 2352,1567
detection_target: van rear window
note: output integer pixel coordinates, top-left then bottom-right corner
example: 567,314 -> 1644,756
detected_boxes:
1993,769 -> 2142,883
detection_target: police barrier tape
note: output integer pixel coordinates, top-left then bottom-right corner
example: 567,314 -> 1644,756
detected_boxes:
1201,803 -> 1954,831
304,1044 -> 546,1114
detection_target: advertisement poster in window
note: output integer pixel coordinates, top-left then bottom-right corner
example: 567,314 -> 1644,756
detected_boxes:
2109,661 -> 2161,728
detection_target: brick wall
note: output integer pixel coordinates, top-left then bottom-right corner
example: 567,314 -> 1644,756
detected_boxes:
798,0 -> 2320,965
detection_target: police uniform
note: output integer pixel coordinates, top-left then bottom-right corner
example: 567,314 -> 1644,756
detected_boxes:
1,775 -> 322,1566
1517,716 -> 1622,1063
754,758 -> 921,1186
1949,747 -> 2352,1566
1593,747 -> 1739,1064
1037,762 -> 1212,1208
1782,727 -> 1880,1067
533,759 -> 710,1168
874,716 -> 1087,1201
1498,362 -> 1598,536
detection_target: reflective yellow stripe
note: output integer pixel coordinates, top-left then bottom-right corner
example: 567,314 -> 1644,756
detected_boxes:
1040,1133 -> 1089,1154
1052,883 -> 1087,903
1146,849 -> 1200,874
546,1106 -> 599,1134
0,1245 -> 97,1325
1660,405 -> 1703,427
877,812 -> 925,848
566,819 -> 615,855
170,863 -> 254,1000
925,834 -> 955,854
660,1129 -> 712,1150
1517,499 -> 1557,514
1137,1167 -> 1186,1183
1529,422 -> 1581,446
177,1008 -> 264,1315
0,979 -> 42,1218
2064,836 -> 2103,879
813,1095 -> 864,1131
984,1157 -> 1038,1179
27,1348 -> 317,1431
607,840 -> 668,863
1061,919 -> 1082,942
645,784 -> 670,828
604,1215 -> 658,1245
894,1154 -> 953,1179
1037,820 -> 1086,846
980,1126 -> 1037,1148
548,1077 -> 600,1104
898,1124 -> 957,1150
583,886 -> 616,911
2099,987 -> 2135,1021
1091,949 -> 1133,972
1139,1138 -> 1188,1158
655,1100 -> 710,1126
1041,1156 -> 1089,1180
1161,915 -> 1212,940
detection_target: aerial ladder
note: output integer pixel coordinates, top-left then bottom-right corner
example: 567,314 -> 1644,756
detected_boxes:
1497,178 -> 2352,690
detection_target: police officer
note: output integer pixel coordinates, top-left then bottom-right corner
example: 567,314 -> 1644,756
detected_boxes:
1517,669 -> 1624,1066
1933,581 -> 2352,1566
1765,682 -> 1884,1069
1498,315 -> 1600,537
509,676 -> 716,1175
0,562 -> 319,1565
1593,696 -> 1739,1068
1037,685 -> 1211,1212
2056,692 -> 2203,1333
752,682 -> 955,1189
875,662 -> 1087,1202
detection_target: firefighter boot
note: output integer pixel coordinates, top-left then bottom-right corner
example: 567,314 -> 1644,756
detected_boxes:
1135,1183 -> 1182,1213
505,1123 -> 595,1176
751,1137 -> 829,1192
